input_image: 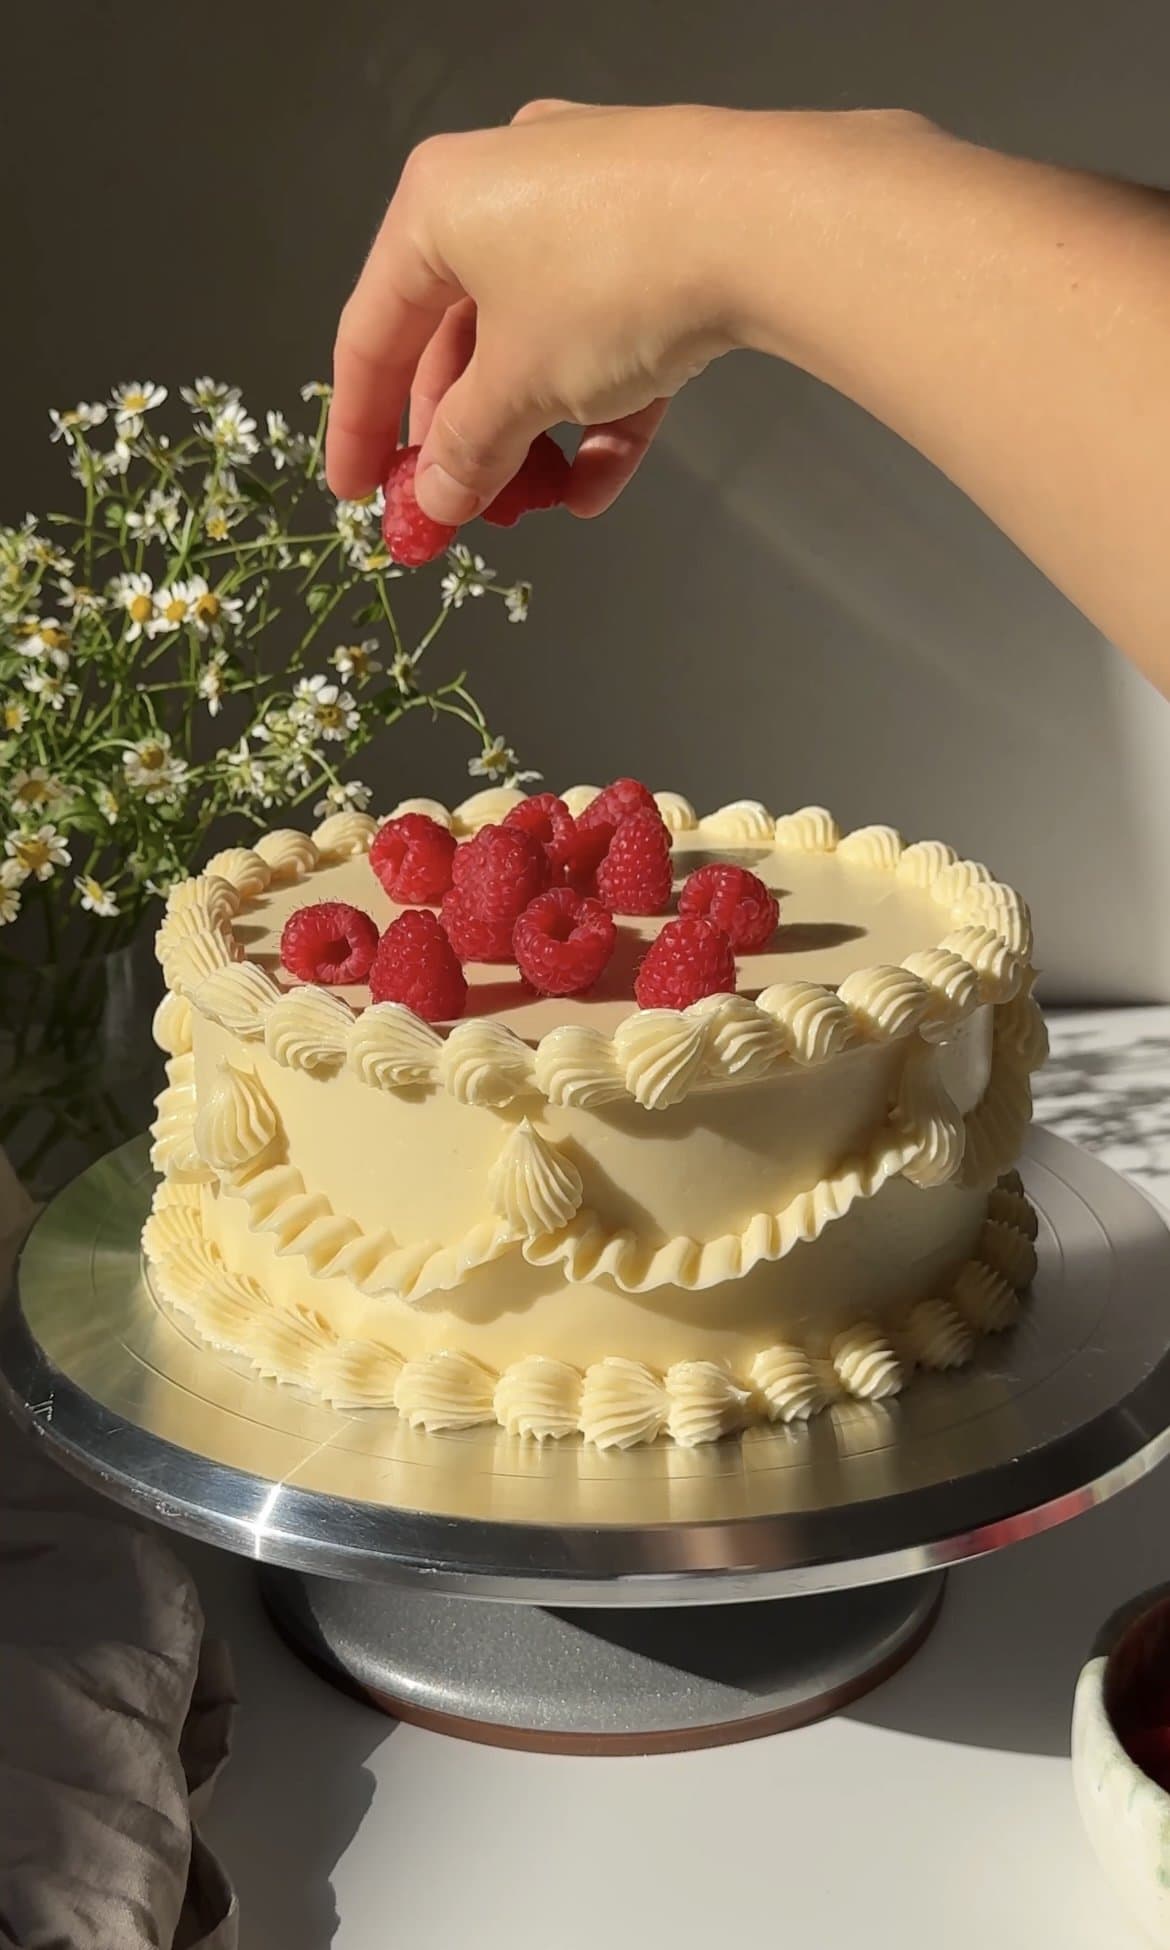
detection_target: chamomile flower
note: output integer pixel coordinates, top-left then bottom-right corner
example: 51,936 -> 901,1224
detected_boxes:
202,402 -> 259,464
300,380 -> 332,401
264,409 -> 309,470
3,699 -> 30,734
0,861 -> 22,925
75,873 -> 119,917
198,650 -> 229,715
153,577 -> 231,635
21,616 -> 72,660
101,438 -> 135,477
25,534 -> 73,575
122,734 -> 189,804
109,571 -> 157,641
468,737 -> 519,782
49,401 -> 108,444
504,581 -> 531,624
388,648 -> 416,695
11,766 -> 66,815
125,486 -> 182,540
330,639 -> 382,684
180,377 -> 239,411
111,380 -> 167,424
291,674 -> 360,742
5,823 -> 71,882
440,545 -> 494,609
56,577 -> 104,615
23,665 -> 78,710
222,737 -> 277,807
333,496 -> 381,549
313,778 -> 372,817
347,537 -> 398,575
95,784 -> 121,825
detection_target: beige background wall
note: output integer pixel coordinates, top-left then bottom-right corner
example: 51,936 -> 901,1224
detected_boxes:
4,0 -> 1170,999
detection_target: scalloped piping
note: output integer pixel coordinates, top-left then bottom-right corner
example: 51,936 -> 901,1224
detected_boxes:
167,793 -> 1035,1113
144,1173 -> 1037,1448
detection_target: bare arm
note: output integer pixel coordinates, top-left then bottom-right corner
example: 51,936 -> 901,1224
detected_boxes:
327,104 -> 1170,693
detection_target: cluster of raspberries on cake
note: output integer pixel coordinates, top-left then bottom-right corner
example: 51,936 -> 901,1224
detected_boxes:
280,779 -> 779,1023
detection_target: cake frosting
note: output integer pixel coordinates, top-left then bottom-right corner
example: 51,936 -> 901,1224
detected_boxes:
143,789 -> 1045,1447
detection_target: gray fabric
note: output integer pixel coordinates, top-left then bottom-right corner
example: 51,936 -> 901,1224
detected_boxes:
0,1151 -> 237,1950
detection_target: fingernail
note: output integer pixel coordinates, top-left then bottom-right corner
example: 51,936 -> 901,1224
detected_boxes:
415,463 -> 481,525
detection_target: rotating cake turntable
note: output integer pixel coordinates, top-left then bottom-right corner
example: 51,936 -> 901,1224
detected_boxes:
4,1126 -> 1170,1754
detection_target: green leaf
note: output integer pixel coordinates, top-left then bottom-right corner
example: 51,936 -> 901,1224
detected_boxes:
353,600 -> 382,625
305,584 -> 333,615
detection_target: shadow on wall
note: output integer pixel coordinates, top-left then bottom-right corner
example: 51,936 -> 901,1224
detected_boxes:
4,0 -> 1170,1001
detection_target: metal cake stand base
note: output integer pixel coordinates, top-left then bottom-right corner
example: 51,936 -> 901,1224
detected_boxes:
258,1566 -> 946,1752
4,1128 -> 1170,1752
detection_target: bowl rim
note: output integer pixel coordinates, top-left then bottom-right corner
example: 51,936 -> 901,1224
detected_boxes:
1081,1581 -> 1170,1809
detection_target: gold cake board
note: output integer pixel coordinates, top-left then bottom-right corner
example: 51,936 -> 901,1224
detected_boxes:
2,1130 -> 1169,1751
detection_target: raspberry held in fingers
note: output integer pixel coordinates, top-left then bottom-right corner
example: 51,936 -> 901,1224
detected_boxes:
381,447 -> 457,567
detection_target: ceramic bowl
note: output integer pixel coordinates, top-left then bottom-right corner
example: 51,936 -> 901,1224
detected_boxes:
1073,1583 -> 1170,1944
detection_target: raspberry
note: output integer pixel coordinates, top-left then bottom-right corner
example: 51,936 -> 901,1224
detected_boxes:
280,900 -> 379,984
634,916 -> 737,1010
370,812 -> 456,904
596,808 -> 674,915
678,862 -> 779,950
482,433 -> 570,527
578,778 -> 659,837
369,909 -> 467,1020
503,793 -> 580,873
381,447 -> 457,567
440,889 -> 516,963
513,886 -> 617,996
451,824 -> 550,921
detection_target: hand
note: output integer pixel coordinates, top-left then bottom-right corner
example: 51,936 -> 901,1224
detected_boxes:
326,101 -> 740,522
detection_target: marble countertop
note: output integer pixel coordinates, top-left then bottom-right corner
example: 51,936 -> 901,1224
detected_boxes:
187,1006 -> 1170,1950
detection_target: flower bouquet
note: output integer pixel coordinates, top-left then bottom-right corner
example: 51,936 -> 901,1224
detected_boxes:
0,378 -> 533,1192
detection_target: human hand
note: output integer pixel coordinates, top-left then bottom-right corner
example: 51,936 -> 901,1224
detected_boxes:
326,101 -> 741,523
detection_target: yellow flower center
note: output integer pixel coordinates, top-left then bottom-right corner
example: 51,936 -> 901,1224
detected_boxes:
206,514 -> 229,540
318,704 -> 343,730
15,779 -> 49,808
193,592 -> 220,623
14,838 -> 49,873
17,617 -> 38,638
40,624 -> 67,650
4,705 -> 25,730
123,391 -> 148,412
129,593 -> 153,624
163,598 -> 187,624
138,743 -> 167,772
84,879 -> 104,902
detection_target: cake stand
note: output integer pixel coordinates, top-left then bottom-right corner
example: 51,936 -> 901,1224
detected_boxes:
3,1128 -> 1170,1754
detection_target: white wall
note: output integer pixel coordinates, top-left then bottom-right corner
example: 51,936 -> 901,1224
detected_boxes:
5,0 -> 1170,999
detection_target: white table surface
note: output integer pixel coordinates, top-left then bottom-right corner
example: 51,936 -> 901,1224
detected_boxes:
188,1006 -> 1170,1950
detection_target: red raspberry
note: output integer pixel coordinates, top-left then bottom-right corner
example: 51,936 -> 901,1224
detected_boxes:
440,889 -> 516,963
634,916 -> 737,1010
596,808 -> 674,915
369,909 -> 467,1020
381,447 -> 457,567
369,812 -> 456,904
503,793 -> 580,873
513,886 -> 617,996
578,778 -> 659,838
280,900 -> 379,985
451,824 -> 550,921
678,862 -> 779,950
482,433 -> 570,527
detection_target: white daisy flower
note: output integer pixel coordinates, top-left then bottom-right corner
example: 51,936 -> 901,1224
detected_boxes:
74,873 -> 119,917
125,486 -> 182,540
346,537 -> 399,575
468,737 -> 518,782
333,496 -> 381,548
291,673 -> 360,742
21,616 -> 72,660
441,544 -> 494,610
388,648 -> 416,694
57,577 -> 104,615
313,778 -> 372,817
95,784 -> 121,825
22,665 -> 78,710
329,639 -> 382,683
49,401 -> 109,445
5,823 -> 71,882
2,699 -> 30,734
109,571 -> 157,641
504,581 -> 531,624
11,766 -> 66,815
201,402 -> 259,464
198,650 -> 229,715
25,535 -> 73,575
101,438 -> 135,477
180,377 -> 239,411
222,737 -> 277,807
122,734 -> 189,804
300,380 -> 332,401
265,409 -> 309,469
111,380 -> 167,424
0,861 -> 22,925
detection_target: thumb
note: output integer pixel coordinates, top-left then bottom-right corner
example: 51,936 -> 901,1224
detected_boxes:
414,355 -> 544,525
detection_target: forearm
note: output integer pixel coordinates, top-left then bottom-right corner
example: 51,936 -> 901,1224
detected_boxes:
715,112 -> 1170,688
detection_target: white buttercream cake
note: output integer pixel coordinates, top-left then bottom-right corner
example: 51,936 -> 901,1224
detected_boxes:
144,787 -> 1046,1449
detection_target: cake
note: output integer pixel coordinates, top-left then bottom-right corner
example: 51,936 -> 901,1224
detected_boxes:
143,786 -> 1046,1449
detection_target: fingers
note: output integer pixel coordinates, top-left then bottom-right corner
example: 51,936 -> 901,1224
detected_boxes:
408,298 -> 477,447
326,210 -> 459,499
415,353 -> 547,524
562,399 -> 670,518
